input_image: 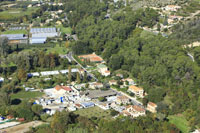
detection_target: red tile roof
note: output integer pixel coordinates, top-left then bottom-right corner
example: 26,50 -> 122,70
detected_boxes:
148,102 -> 157,107
133,105 -> 145,112
126,105 -> 145,112
62,86 -> 72,91
55,85 -> 62,91
129,85 -> 143,92
55,85 -> 72,91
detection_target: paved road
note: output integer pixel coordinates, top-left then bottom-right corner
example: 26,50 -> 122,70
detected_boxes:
67,52 -> 98,81
187,52 -> 195,62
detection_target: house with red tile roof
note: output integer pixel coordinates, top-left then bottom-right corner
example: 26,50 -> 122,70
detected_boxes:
128,85 -> 144,98
122,105 -> 145,118
116,95 -> 130,105
147,102 -> 157,113
109,80 -> 117,86
54,85 -> 73,96
89,82 -> 104,89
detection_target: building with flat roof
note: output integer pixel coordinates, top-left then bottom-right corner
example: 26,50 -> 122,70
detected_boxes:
30,37 -> 47,44
81,102 -> 95,108
30,27 -> 59,44
0,34 -> 28,44
85,90 -> 117,99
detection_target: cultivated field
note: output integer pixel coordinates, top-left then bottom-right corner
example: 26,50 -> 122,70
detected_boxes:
74,106 -> 112,119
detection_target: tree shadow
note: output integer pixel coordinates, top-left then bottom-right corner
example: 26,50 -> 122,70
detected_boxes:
11,98 -> 22,105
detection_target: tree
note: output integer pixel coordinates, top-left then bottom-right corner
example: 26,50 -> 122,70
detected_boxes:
17,68 -> 27,81
68,66 -> 72,83
16,108 -> 34,121
0,92 -> 11,106
51,110 -> 72,133
98,97 -> 106,102
0,37 -> 10,57
31,104 -> 43,115
83,72 -> 87,83
65,41 -> 70,48
157,23 -> 161,31
142,98 -> 148,107
76,72 -> 81,84
110,109 -> 119,116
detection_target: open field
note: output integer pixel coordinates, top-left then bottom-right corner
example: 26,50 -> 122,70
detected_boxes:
11,91 -> 44,100
74,106 -> 112,119
168,115 -> 190,133
56,25 -> 72,34
0,7 -> 39,21
46,43 -> 69,54
1,29 -> 28,34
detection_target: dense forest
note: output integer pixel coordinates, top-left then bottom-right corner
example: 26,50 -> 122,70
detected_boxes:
64,0 -> 200,129
29,110 -> 180,133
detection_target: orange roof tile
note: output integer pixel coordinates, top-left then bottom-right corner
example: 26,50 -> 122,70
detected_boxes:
148,102 -> 157,107
133,105 -> 145,112
62,86 -> 72,91
105,70 -> 110,73
129,85 -> 143,91
126,105 -> 145,112
55,85 -> 72,91
55,85 -> 62,91
122,110 -> 131,116
109,80 -> 117,83
117,95 -> 129,100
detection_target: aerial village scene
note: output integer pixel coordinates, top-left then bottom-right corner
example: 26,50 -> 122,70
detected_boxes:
0,0 -> 200,132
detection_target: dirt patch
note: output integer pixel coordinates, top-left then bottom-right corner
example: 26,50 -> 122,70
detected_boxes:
1,121 -> 44,133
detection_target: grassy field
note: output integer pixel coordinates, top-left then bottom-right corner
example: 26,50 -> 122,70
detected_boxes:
0,7 -> 39,21
1,29 -> 28,34
46,43 -> 68,54
11,91 -> 44,100
0,62 -> 16,68
74,106 -> 112,119
56,25 -> 72,34
168,115 -> 190,133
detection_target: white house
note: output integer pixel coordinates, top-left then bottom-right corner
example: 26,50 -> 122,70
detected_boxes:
122,78 -> 136,86
97,64 -> 110,76
128,85 -> 144,98
147,102 -> 157,113
109,80 -> 117,86
122,105 -> 145,118
116,95 -> 130,105
89,82 -> 104,89
163,5 -> 181,12
53,85 -> 73,96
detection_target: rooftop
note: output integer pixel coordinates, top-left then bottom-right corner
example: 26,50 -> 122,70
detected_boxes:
148,102 -> 157,107
86,90 -> 117,99
126,105 -> 145,112
55,85 -> 72,91
129,85 -> 143,91
117,95 -> 129,100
